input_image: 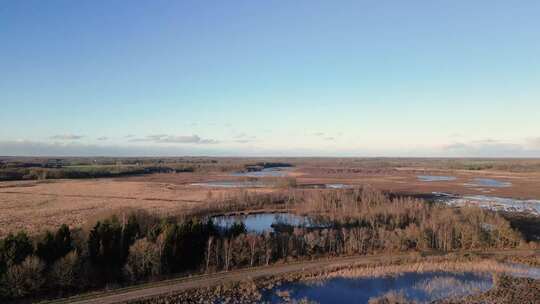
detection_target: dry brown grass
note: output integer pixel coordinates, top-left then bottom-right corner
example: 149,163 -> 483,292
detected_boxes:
319,260 -> 532,280
0,168 -> 297,237
0,178 -> 251,237
498,254 -> 540,267
2,157 -> 540,238
437,275 -> 540,304
294,163 -> 540,199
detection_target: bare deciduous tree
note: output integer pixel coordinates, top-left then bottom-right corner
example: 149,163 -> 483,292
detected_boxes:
124,238 -> 161,281
50,250 -> 81,290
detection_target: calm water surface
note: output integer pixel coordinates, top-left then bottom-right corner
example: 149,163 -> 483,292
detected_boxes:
465,178 -> 512,188
230,167 -> 291,178
417,175 -> 457,182
212,213 -> 321,233
263,271 -> 492,304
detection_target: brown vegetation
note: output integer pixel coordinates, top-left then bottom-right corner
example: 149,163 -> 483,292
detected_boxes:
125,255 -> 538,304
437,275 -> 540,304
1,186 -> 533,302
1,157 -> 539,303
2,157 -> 540,238
0,179 -> 230,237
317,259 -> 532,280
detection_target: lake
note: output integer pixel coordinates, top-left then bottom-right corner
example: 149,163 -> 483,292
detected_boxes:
231,167 -> 292,178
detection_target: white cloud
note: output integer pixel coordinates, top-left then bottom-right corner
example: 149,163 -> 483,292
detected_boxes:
51,134 -> 84,140
0,140 -> 223,156
234,139 -> 254,144
527,137 -> 540,148
232,133 -> 256,143
442,139 -> 539,157
130,134 -> 219,144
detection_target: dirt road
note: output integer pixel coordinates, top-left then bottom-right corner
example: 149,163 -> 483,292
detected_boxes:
50,249 -> 538,304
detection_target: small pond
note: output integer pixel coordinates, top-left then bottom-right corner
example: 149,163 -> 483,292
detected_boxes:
464,178 -> 512,188
262,264 -> 540,304
191,181 -> 268,188
212,213 -> 324,233
263,271 -> 492,303
299,183 -> 353,189
325,183 -> 352,189
231,167 -> 291,178
417,175 -> 457,182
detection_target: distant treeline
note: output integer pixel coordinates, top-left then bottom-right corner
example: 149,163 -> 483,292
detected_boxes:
0,188 -> 532,301
0,165 -> 194,181
299,158 -> 540,173
0,158 -> 296,181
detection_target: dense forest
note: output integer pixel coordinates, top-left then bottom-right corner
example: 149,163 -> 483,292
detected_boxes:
0,188 -> 531,301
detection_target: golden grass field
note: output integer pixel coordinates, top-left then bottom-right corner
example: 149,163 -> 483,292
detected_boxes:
0,177 -> 228,237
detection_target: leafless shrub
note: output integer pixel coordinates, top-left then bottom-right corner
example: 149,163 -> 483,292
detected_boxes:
50,250 -> 82,290
4,255 -> 45,297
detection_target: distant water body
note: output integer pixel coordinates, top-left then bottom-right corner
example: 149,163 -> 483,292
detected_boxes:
417,175 -> 456,182
465,178 -> 512,188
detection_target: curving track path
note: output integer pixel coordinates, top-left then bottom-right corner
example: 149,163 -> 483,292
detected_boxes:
49,249 -> 539,304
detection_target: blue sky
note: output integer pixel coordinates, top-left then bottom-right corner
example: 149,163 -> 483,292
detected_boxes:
1,1 -> 539,156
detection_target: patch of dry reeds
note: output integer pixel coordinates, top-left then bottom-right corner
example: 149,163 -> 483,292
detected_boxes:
313,260 -> 533,281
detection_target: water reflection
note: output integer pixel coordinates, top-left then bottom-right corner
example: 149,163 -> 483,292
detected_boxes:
212,213 -> 322,233
263,272 -> 492,304
231,167 -> 291,178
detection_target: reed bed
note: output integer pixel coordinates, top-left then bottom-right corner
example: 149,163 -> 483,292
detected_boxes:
308,260 -> 533,281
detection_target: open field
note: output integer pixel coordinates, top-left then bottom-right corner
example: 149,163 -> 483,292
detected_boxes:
112,158 -> 540,199
0,177 -> 226,237
1,158 -> 539,303
2,158 -> 540,237
292,160 -> 540,199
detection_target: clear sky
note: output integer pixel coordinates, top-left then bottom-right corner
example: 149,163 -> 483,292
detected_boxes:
1,1 -> 539,157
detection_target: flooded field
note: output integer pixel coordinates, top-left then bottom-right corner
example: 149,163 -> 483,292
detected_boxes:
436,193 -> 540,215
2,159 -> 540,239
191,167 -> 292,188
212,212 -> 323,233
297,164 -> 540,200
